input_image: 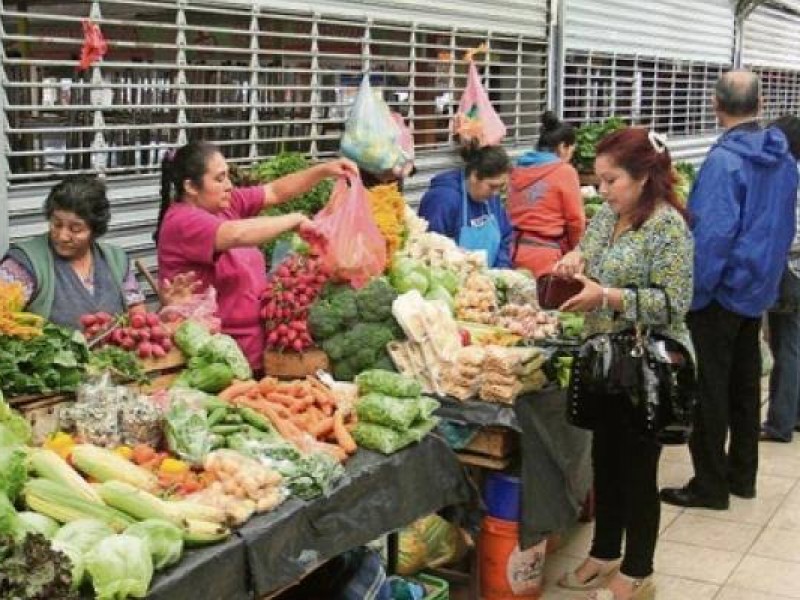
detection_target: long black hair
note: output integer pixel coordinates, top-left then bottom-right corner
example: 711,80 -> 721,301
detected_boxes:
537,111 -> 576,152
459,141 -> 510,179
154,141 -> 220,243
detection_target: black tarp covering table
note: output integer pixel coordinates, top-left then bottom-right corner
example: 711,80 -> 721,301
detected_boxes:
239,433 -> 474,597
435,387 -> 592,549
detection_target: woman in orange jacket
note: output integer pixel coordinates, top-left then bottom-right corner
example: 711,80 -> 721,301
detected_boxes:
508,112 -> 586,277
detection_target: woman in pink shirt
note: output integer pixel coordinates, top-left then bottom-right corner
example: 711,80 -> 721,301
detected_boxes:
155,141 -> 356,371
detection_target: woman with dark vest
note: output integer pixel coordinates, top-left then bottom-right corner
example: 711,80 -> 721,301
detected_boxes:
0,175 -> 145,329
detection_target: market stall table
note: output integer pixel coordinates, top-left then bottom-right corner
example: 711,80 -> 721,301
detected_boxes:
238,433 -> 473,597
435,387 -> 592,549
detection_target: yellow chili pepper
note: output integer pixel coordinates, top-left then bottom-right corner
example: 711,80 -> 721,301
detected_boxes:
159,458 -> 190,475
114,445 -> 134,460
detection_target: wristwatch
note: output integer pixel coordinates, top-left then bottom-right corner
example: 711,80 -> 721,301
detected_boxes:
601,287 -> 610,310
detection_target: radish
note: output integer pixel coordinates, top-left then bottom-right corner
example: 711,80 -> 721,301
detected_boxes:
150,326 -> 166,341
160,338 -> 173,352
150,344 -> 166,358
80,314 -> 97,328
138,342 -> 153,358
131,313 -> 146,329
145,313 -> 160,327
292,339 -> 304,352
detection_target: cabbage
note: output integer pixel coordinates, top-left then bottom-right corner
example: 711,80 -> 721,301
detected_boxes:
429,268 -> 459,296
86,534 -> 153,600
17,511 -> 60,539
174,320 -> 212,357
196,334 -> 252,380
57,542 -> 86,590
391,269 -> 429,295
125,519 -> 184,570
425,285 -> 454,314
53,519 -> 114,556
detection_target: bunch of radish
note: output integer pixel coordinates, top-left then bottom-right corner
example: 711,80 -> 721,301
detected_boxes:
81,310 -> 173,359
261,255 -> 329,352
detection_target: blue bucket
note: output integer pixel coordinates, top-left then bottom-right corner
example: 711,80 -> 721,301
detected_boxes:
483,472 -> 521,521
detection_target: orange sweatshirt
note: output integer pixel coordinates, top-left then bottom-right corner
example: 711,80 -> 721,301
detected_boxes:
507,157 -> 585,250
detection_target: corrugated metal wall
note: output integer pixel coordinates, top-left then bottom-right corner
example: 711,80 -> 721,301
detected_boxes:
563,0 -> 734,63
742,3 -> 800,69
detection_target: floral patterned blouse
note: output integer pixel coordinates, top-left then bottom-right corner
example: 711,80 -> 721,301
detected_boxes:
579,202 -> 694,355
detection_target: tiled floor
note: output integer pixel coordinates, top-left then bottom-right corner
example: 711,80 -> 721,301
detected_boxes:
537,423 -> 800,599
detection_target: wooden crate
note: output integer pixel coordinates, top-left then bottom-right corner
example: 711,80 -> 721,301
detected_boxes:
140,347 -> 185,374
13,394 -> 73,444
264,349 -> 329,380
463,426 -> 516,458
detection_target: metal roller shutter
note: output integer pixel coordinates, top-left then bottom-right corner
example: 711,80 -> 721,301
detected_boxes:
559,0 -> 735,166
1,0 -> 550,284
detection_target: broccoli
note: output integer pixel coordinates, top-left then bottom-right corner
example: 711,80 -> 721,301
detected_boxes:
329,289 -> 359,323
332,358 -> 357,382
372,353 -> 396,373
322,332 -> 349,361
355,278 -> 397,323
348,323 -> 395,354
309,300 -> 342,340
351,346 -> 379,372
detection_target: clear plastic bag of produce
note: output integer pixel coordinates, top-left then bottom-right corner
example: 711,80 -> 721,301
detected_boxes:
398,514 -> 470,575
340,75 -> 412,176
453,60 -> 506,147
313,173 -> 387,288
351,421 -> 411,454
401,416 -> 439,443
164,399 -> 213,466
159,285 -> 221,333
355,369 -> 422,398
356,393 -> 420,431
173,319 -> 213,357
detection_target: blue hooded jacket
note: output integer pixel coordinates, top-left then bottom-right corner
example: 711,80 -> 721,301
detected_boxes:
689,123 -> 798,317
417,168 -> 514,268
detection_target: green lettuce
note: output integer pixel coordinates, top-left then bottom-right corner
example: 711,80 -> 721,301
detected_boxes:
125,519 -> 184,570
0,446 -> 27,501
85,534 -> 153,600
52,519 -> 114,556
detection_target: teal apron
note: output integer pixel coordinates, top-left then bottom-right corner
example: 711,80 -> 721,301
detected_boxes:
458,170 -> 502,266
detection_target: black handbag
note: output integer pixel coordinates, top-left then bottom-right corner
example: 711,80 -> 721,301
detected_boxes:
566,287 -> 697,445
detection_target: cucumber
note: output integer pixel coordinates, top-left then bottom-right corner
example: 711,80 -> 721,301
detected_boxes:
210,424 -> 243,435
223,413 -> 244,425
204,397 -> 229,412
207,407 -> 228,427
209,434 -> 227,449
239,406 -> 275,432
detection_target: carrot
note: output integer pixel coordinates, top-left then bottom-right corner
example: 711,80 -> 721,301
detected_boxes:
218,380 -> 257,402
261,405 -> 304,441
334,410 -> 357,454
310,417 -> 335,439
258,376 -> 279,396
306,405 -> 324,423
313,441 -> 348,462
307,376 -> 335,402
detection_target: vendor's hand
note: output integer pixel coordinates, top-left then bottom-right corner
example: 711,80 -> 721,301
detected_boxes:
160,271 -> 201,306
554,251 -> 585,279
559,274 -> 602,313
296,218 -> 327,254
321,157 -> 359,179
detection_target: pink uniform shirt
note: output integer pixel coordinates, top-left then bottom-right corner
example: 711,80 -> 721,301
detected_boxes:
158,186 -> 267,369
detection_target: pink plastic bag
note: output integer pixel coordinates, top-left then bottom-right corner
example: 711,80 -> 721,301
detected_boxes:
313,173 -> 387,288
159,286 -> 221,333
454,61 -> 507,146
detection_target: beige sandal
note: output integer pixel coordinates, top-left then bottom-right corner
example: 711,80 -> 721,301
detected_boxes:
587,573 -> 655,600
558,557 -> 621,591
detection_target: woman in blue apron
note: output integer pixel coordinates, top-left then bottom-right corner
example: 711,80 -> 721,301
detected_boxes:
418,144 -> 513,268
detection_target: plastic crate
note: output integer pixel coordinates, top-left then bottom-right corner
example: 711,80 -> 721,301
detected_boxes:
411,573 -> 449,600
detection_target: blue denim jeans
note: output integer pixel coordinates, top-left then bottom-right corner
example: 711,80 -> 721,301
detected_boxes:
764,269 -> 800,441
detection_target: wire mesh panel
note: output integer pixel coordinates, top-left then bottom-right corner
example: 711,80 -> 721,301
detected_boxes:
562,49 -> 728,137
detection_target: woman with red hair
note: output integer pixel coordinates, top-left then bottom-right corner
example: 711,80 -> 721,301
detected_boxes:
554,127 -> 694,600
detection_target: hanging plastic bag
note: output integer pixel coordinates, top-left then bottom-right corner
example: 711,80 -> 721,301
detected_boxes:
313,173 -> 387,288
391,112 -> 415,178
341,75 -> 413,176
78,19 -> 108,72
453,46 -> 506,147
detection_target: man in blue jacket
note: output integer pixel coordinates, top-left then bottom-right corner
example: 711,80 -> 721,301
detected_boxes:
661,71 -> 798,510
418,144 -> 513,268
